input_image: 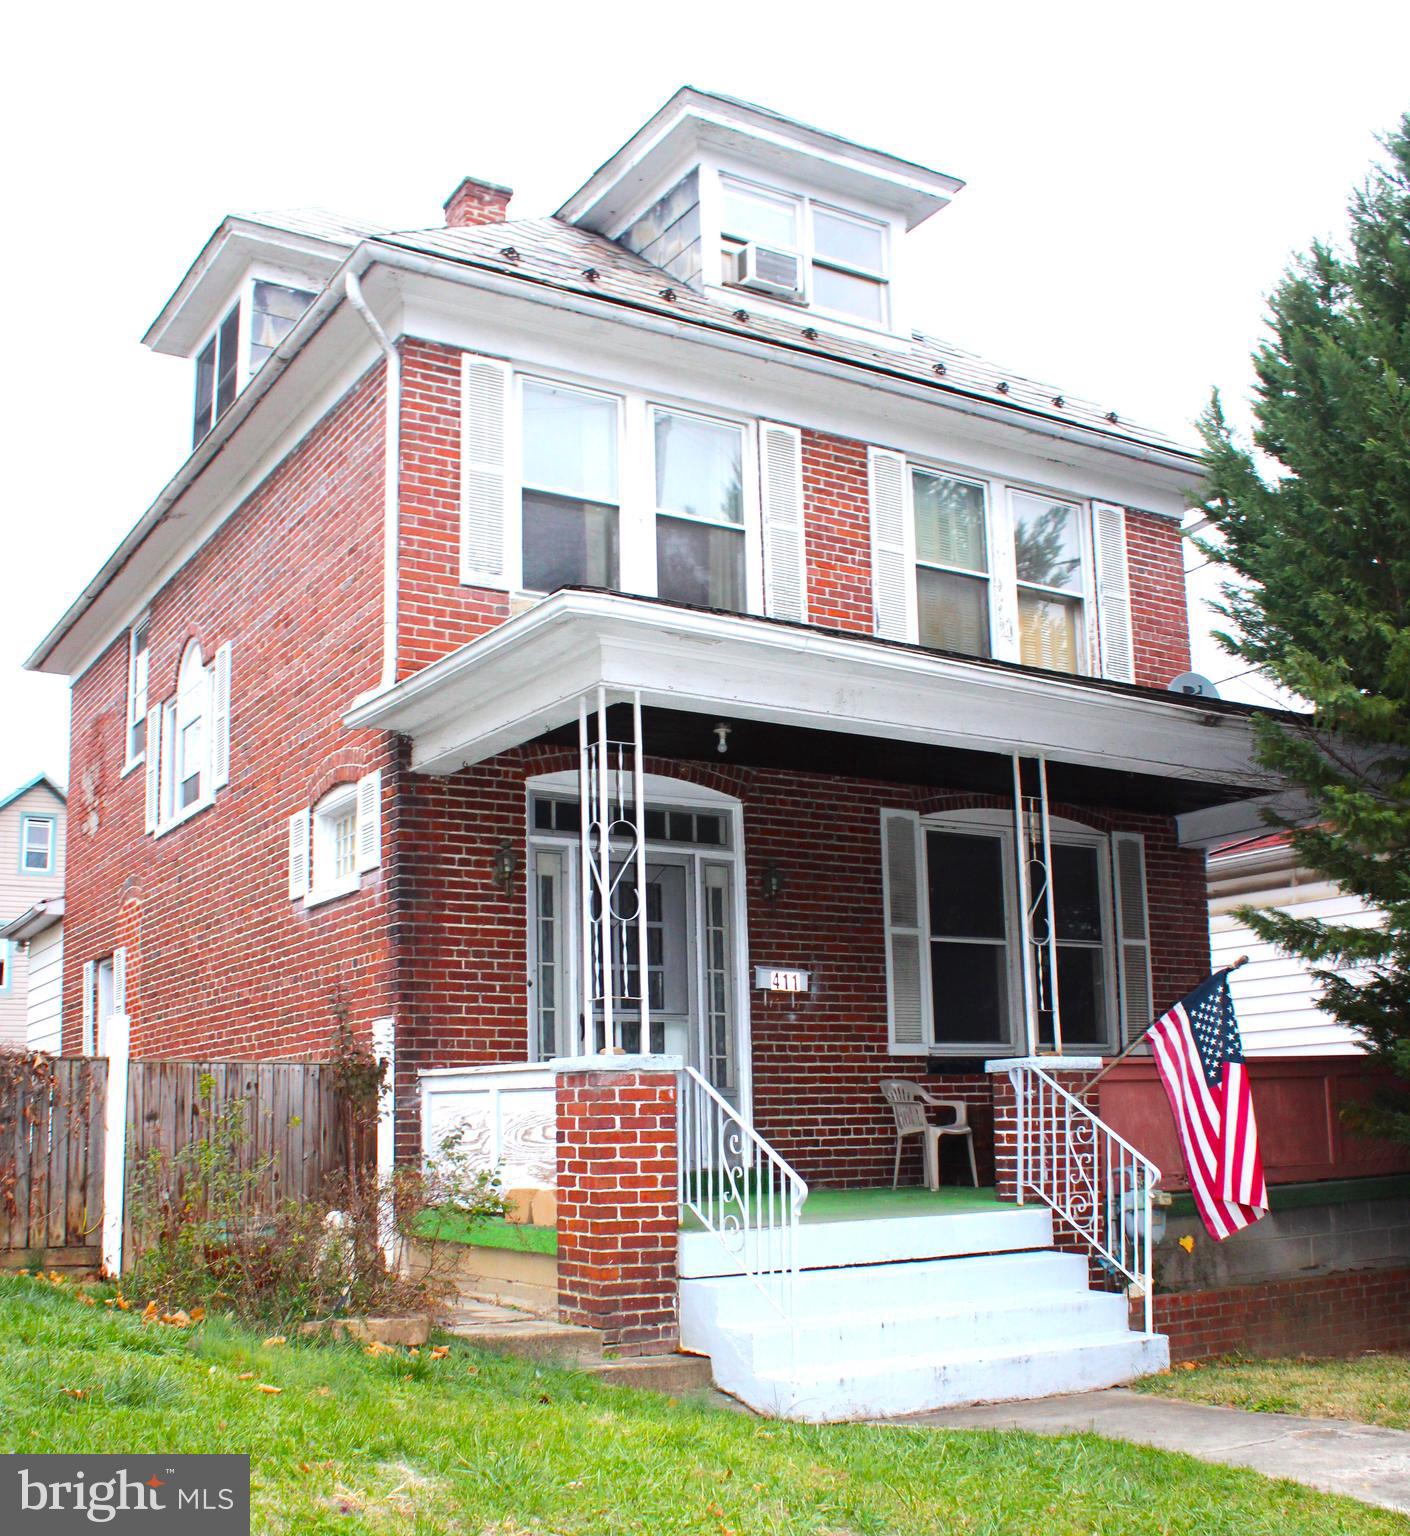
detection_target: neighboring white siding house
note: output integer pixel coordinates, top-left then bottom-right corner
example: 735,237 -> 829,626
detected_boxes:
12,910 -> 63,1054
1210,835 -> 1375,1056
0,776 -> 67,1048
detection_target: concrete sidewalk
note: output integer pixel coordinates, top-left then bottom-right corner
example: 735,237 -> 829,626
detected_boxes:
898,1389 -> 1410,1514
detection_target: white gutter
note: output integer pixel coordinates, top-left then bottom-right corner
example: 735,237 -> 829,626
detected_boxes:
365,240 -> 1203,477
344,271 -> 400,690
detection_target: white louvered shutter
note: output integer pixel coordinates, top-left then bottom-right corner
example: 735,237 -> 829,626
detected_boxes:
1093,501 -> 1135,683
288,809 -> 310,900
460,353 -> 513,588
112,947 -> 127,1017
211,642 -> 232,790
1112,832 -> 1153,1045
355,769 -> 382,874
868,447 -> 913,642
760,423 -> 807,622
881,809 -> 930,1053
143,705 -> 163,833
81,959 -> 96,1055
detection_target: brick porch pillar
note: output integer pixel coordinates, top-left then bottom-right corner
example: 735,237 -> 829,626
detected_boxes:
553,1055 -> 681,1356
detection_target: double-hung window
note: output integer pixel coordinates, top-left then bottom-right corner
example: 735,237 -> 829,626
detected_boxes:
125,619 -> 150,766
652,408 -> 747,611
193,303 -> 241,446
520,380 -> 621,594
20,815 -> 55,875
913,470 -> 991,657
811,206 -> 888,325
720,176 -> 890,327
146,640 -> 231,836
886,809 -> 1127,1057
1012,490 -> 1088,673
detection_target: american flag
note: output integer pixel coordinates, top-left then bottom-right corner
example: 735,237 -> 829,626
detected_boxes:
1147,971 -> 1268,1241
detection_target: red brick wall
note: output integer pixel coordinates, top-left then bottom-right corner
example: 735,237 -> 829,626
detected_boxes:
391,750 -> 1208,1189
394,341 -> 1191,685
63,365 -> 399,1059
802,429 -> 873,632
398,338 -> 509,677
556,1065 -> 679,1353
1145,1267 -> 1410,1364
1127,509 -> 1191,690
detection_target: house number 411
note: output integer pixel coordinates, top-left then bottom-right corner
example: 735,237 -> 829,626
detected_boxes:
755,967 -> 810,993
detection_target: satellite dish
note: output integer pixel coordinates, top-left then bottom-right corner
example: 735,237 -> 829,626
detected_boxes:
1168,672 -> 1221,700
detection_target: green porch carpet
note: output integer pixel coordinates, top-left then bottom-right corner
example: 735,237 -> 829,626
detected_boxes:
680,1184 -> 1006,1230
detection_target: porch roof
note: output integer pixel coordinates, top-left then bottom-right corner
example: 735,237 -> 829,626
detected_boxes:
345,590 -> 1282,843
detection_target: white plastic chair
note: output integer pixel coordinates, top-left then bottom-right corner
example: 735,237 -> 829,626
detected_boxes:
880,1079 -> 980,1190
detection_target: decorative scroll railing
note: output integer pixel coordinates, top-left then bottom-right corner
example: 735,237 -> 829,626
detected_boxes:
679,1065 -> 809,1320
1009,1062 -> 1160,1333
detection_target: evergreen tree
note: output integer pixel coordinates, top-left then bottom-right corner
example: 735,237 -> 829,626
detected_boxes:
1196,115 -> 1410,1140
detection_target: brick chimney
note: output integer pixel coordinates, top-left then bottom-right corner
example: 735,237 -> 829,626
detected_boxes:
443,176 -> 513,228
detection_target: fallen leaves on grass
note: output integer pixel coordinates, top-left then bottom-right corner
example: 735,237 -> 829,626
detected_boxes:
263,1335 -> 286,1348
256,1384 -> 282,1395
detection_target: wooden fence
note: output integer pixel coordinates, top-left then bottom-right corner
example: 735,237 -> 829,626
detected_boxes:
1,1057 -> 108,1268
2,1056 -> 372,1271
1098,1056 -> 1410,1190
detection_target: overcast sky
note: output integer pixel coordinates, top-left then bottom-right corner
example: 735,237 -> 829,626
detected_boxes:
3,0 -> 1407,795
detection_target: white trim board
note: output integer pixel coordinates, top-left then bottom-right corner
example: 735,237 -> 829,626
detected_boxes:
346,589 -> 1266,805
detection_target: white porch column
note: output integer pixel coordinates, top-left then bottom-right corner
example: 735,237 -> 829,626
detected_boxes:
577,688 -> 649,1056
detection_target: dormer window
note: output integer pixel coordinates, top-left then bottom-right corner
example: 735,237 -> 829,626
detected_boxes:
192,280 -> 316,447
250,280 -> 316,373
719,174 -> 890,327
193,303 -> 241,445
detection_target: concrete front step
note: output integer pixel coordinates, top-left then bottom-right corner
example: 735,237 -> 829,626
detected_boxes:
679,1204 -> 1053,1279
439,1301 -> 603,1366
723,1289 -> 1132,1375
584,1353 -> 717,1395
743,1330 -> 1171,1422
680,1242 -> 1169,1421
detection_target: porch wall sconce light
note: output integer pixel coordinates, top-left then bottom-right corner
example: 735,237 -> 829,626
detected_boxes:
492,840 -> 520,893
762,862 -> 785,902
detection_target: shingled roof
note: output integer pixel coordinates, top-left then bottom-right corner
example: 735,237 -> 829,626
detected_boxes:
367,216 -> 1196,458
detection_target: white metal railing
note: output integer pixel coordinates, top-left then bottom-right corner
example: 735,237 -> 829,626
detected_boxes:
678,1065 -> 809,1319
1009,1062 -> 1160,1333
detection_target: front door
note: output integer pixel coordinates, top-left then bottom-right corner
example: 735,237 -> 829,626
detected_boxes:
528,795 -> 743,1103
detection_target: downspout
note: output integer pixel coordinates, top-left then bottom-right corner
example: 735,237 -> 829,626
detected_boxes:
344,272 -> 400,691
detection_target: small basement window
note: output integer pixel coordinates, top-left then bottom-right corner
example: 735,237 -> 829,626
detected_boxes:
312,785 -> 360,902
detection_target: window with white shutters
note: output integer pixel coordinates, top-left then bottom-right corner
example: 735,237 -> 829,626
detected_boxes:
295,772 -> 382,906
460,353 -> 514,588
1112,832 -> 1153,1045
881,809 -> 929,1053
146,640 -> 232,837
760,422 -> 806,622
868,448 -> 912,642
1093,501 -> 1135,683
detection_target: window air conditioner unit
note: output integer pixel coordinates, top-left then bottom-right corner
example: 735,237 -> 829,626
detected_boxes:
734,243 -> 804,299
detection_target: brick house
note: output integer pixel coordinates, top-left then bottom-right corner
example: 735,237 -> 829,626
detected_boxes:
28,89 -> 1287,1416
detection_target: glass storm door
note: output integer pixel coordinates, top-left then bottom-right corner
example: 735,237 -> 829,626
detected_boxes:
529,839 -> 740,1101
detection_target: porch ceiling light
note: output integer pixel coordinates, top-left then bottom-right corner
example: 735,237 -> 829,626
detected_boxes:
492,839 -> 520,893
714,722 -> 733,755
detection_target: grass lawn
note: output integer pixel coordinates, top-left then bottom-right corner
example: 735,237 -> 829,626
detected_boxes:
2,1276 -> 1403,1535
1136,1352 -> 1410,1431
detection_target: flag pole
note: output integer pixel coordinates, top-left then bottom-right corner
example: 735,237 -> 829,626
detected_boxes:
1077,955 -> 1250,1103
